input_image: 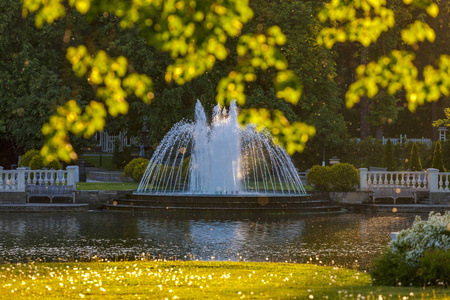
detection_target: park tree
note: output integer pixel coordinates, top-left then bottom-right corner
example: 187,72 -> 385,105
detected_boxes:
409,143 -> 422,171
382,139 -> 395,171
431,141 -> 445,172
21,0 -> 315,162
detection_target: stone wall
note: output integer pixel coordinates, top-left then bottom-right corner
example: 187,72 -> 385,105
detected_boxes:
329,191 -> 371,204
75,190 -> 132,204
430,193 -> 450,205
0,192 -> 26,204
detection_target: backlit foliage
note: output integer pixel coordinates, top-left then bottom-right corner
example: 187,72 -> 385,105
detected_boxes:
318,0 -> 449,112
22,0 -> 310,161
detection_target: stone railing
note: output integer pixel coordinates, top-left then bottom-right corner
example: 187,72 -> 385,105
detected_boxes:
0,166 -> 78,192
437,172 -> 450,192
359,168 -> 449,193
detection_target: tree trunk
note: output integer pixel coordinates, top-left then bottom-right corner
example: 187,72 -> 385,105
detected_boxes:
360,48 -> 370,140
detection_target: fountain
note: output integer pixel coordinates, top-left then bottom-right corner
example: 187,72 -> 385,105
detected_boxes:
136,100 -> 307,196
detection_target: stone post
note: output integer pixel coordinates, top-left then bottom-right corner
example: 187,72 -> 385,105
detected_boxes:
66,166 -> 77,189
427,168 -> 439,192
67,165 -> 80,183
359,168 -> 368,191
16,167 -> 26,192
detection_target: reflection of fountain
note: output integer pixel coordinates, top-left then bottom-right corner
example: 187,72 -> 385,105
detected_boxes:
136,100 -> 306,195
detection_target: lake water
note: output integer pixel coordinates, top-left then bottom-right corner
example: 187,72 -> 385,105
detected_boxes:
0,211 -> 426,268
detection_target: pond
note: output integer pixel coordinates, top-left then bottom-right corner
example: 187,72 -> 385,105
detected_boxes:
0,211 -> 426,269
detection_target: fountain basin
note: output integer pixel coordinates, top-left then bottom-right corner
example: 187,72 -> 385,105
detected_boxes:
104,193 -> 342,214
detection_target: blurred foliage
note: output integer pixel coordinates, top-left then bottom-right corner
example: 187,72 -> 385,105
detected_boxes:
21,0 -> 309,161
433,108 -> 450,127
318,0 -> 449,112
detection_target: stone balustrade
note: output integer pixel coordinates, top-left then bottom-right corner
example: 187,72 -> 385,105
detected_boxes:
437,172 -> 450,192
359,168 -> 449,193
0,166 -> 78,192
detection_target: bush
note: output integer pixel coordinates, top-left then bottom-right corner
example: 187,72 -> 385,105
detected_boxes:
409,143 -> 422,171
19,149 -> 40,167
442,140 -> 450,170
306,165 -> 331,191
307,163 -> 358,191
329,163 -> 359,191
132,162 -> 149,182
123,158 -> 149,181
419,249 -> 450,286
29,156 -> 44,170
370,212 -> 450,286
382,139 -> 395,171
432,141 -> 445,171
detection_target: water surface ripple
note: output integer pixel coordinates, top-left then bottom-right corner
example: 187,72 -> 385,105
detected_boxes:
0,211 -> 426,268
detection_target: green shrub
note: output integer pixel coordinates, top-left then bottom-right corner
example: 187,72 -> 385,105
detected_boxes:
47,160 -> 62,170
123,158 -> 149,181
329,163 -> 359,191
409,143 -> 422,171
442,140 -> 450,170
306,165 -> 331,191
29,156 -> 45,170
181,157 -> 191,179
432,141 -> 445,171
19,149 -> 40,167
132,162 -> 149,182
370,247 -> 418,286
419,249 -> 450,286
370,212 -> 450,287
382,139 -> 395,171
307,163 -> 358,192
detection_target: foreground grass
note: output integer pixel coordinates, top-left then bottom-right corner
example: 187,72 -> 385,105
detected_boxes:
76,182 -> 139,191
0,261 -> 447,299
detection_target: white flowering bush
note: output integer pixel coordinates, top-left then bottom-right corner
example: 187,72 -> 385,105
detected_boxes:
390,211 -> 450,266
371,211 -> 450,286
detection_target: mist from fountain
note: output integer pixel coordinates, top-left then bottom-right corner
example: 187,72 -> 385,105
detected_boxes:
136,100 -> 307,195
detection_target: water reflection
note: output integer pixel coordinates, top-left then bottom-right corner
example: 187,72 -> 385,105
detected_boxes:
0,212 -> 425,268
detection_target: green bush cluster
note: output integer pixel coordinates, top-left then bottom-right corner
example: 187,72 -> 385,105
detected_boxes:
409,143 -> 422,171
371,212 -> 450,287
307,163 -> 359,192
18,149 -> 41,167
123,158 -> 149,182
432,141 -> 445,171
19,149 -> 61,170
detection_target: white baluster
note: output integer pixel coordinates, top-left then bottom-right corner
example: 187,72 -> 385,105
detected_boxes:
445,174 -> 449,191
0,173 -> 4,191
11,173 -> 16,190
438,174 -> 443,191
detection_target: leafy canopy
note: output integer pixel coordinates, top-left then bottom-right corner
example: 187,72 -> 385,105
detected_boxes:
317,0 -> 449,112
22,0 -> 314,162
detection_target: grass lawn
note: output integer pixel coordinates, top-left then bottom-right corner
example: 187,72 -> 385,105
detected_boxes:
76,182 -> 139,191
0,261 -> 447,299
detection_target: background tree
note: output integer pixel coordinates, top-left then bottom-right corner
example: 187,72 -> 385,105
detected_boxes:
409,143 -> 422,171
21,0 -> 314,162
431,141 -> 445,172
383,139 -> 395,171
